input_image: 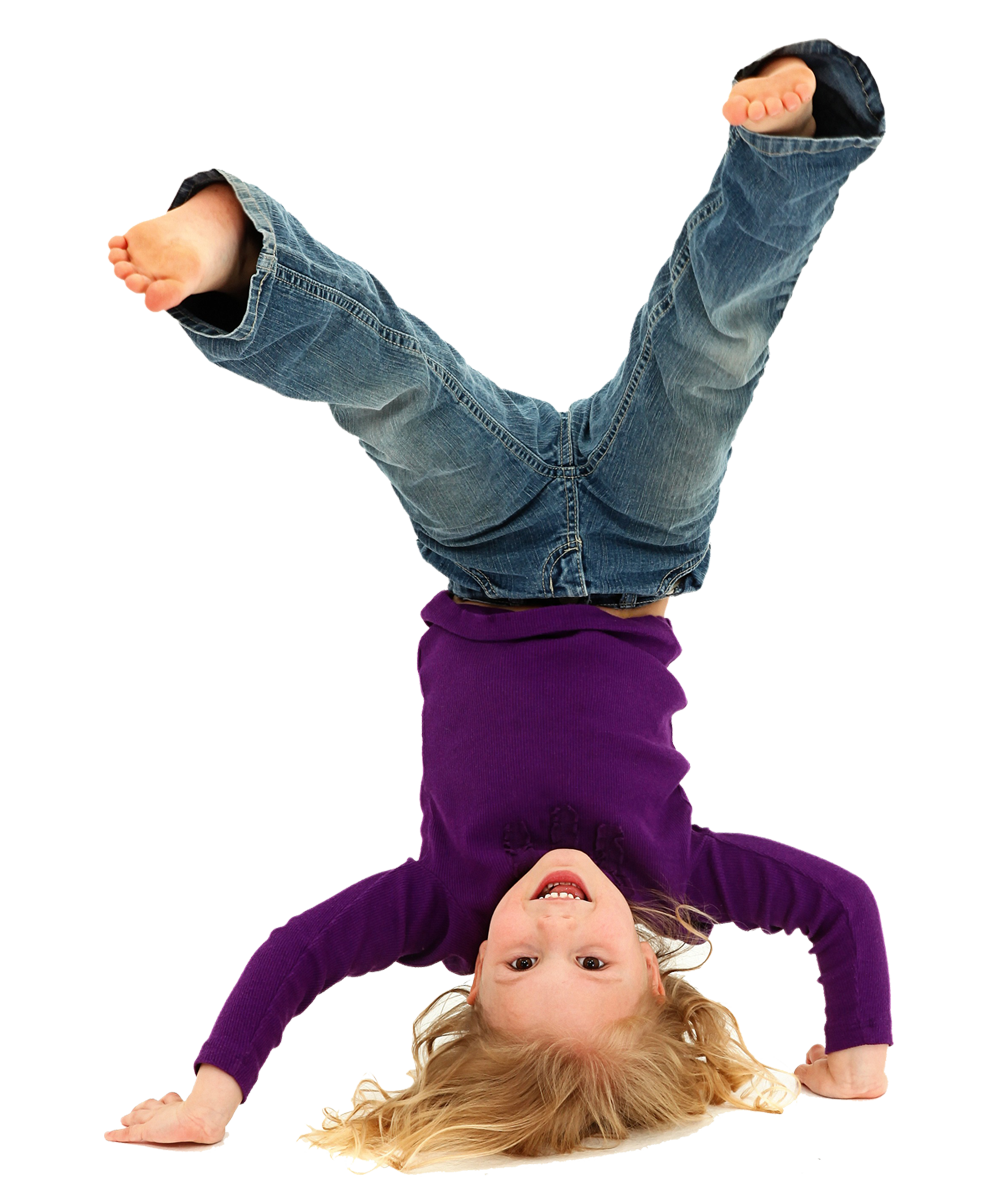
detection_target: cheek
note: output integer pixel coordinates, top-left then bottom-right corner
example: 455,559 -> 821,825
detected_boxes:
486,901 -> 518,944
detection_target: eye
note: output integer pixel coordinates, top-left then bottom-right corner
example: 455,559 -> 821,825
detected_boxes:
506,956 -> 607,971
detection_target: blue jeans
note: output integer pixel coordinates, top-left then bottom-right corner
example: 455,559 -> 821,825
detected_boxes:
167,39 -> 884,608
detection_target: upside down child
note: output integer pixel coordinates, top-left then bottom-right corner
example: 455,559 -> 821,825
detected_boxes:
104,40 -> 890,1170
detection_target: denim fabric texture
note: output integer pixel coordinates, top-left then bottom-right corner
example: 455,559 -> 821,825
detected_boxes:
167,40 -> 885,607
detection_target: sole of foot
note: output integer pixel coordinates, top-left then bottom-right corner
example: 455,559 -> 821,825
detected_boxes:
106,226 -> 204,313
722,58 -> 817,137
107,183 -> 247,313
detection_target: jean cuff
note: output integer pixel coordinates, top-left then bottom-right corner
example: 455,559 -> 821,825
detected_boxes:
164,168 -> 278,341
732,38 -> 885,152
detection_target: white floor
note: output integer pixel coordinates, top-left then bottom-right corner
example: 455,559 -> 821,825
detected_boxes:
105,951 -> 894,1174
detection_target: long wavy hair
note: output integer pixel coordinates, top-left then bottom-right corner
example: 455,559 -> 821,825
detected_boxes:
298,887 -> 798,1171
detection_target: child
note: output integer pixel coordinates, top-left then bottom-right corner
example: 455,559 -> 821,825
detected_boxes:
103,41 -> 890,1169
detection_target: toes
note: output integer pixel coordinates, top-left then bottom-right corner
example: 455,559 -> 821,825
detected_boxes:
764,94 -> 783,118
723,94 -> 749,124
108,248 -> 129,264
782,90 -> 801,112
145,278 -> 183,312
746,98 -> 767,122
125,273 -> 151,294
107,235 -> 127,249
113,260 -> 136,279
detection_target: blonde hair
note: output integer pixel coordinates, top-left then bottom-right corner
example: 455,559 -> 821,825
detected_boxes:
299,888 -> 799,1171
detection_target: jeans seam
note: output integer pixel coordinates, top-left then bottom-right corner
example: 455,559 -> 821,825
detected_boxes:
656,541 -> 710,597
274,261 -> 411,340
575,194 -> 724,480
562,414 -> 577,546
576,332 -> 653,479
272,262 -> 560,479
428,359 -> 559,477
663,194 -> 724,296
839,48 -> 879,125
541,541 -> 580,596
454,563 -> 500,598
733,126 -> 877,155
168,250 -> 275,346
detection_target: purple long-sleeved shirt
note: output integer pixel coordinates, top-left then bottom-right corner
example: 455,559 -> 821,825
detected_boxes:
196,593 -> 892,1100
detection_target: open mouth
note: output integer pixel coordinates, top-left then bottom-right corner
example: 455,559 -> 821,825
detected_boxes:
530,870 -> 591,901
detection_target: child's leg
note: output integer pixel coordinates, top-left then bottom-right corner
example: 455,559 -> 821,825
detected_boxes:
567,41 -> 885,602
109,171 -> 570,600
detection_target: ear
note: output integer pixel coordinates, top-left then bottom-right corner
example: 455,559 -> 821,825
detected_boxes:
466,941 -> 487,1005
641,940 -> 666,1000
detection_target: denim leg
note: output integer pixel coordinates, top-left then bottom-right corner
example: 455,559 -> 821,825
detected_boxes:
569,40 -> 886,600
165,170 -> 567,597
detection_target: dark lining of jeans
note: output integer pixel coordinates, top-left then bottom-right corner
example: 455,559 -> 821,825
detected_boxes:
467,595 -> 659,608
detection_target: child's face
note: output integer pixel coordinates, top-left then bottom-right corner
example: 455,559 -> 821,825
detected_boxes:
466,849 -> 665,1040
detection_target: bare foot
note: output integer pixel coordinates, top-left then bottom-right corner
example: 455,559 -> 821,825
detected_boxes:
722,56 -> 817,137
107,183 -> 261,313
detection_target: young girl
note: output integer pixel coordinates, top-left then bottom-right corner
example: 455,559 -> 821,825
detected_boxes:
103,40 -> 890,1170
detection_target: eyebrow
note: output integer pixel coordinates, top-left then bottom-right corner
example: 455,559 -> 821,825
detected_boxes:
491,973 -> 625,986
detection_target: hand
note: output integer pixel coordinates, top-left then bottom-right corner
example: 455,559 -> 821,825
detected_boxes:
794,1043 -> 888,1100
104,1091 -> 228,1145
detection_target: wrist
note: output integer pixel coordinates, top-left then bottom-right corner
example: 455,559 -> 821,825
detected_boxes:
827,1044 -> 888,1093
187,1062 -> 243,1123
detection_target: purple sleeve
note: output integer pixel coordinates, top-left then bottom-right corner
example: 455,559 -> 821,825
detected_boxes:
193,858 -> 450,1101
685,826 -> 892,1054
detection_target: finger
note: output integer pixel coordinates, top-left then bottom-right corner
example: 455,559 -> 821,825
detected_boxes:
807,1043 -> 826,1062
105,1124 -> 145,1143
